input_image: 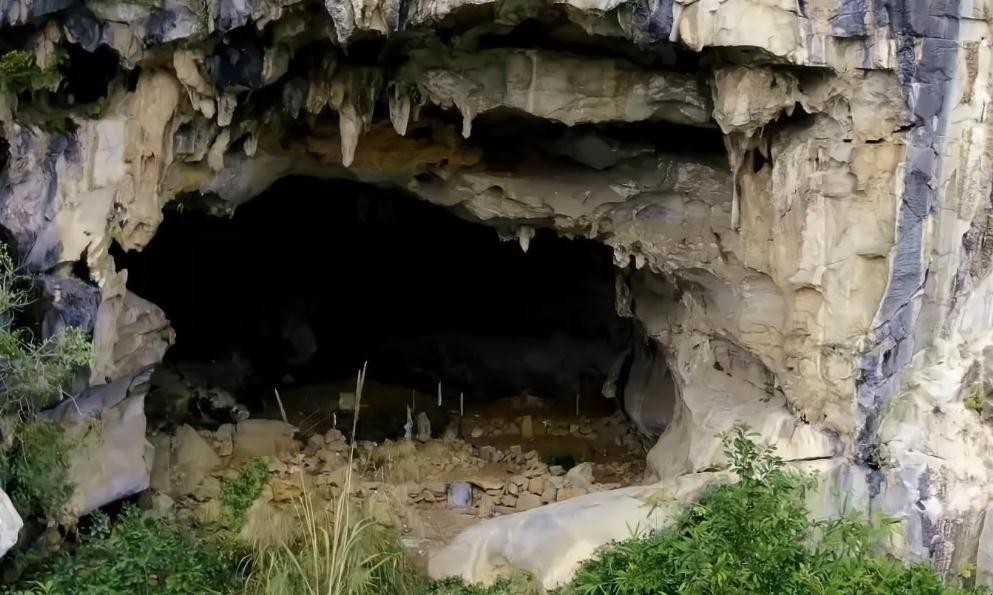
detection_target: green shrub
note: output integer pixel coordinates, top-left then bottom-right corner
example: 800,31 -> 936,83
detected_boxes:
0,246 -> 92,414
570,426 -> 982,595
0,51 -> 40,93
423,576 -> 539,594
0,50 -> 62,94
7,506 -> 245,595
221,458 -> 271,527
0,419 -> 72,520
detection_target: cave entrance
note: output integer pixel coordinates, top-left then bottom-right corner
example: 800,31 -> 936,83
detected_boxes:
115,177 -> 642,464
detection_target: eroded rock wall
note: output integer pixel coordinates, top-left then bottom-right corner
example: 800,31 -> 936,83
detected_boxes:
2,0 -> 993,582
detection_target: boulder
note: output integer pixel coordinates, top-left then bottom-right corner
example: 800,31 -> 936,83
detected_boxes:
516,492 -> 542,511
171,424 -> 222,496
232,419 -> 297,463
44,367 -> 154,518
565,462 -> 595,488
0,489 -> 22,559
430,478 -> 714,589
193,476 -> 222,501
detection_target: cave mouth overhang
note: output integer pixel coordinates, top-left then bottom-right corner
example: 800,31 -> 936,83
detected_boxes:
112,175 -> 678,438
0,0 -> 871,509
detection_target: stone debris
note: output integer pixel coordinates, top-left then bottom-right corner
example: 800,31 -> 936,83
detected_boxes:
146,410 -> 642,538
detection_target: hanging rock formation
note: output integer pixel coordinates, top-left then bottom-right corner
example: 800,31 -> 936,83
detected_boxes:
2,0 -> 993,585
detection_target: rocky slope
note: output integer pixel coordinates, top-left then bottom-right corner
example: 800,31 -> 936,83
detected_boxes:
3,0 -> 993,585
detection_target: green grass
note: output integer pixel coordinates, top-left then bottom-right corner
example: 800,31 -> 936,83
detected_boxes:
6,506 -> 245,595
423,576 -> 540,594
0,419 -> 72,520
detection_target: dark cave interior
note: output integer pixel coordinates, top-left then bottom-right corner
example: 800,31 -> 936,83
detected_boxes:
113,177 -> 636,436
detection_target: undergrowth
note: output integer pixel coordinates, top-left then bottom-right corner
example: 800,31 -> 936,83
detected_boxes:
0,244 -> 88,524
6,506 -> 245,595
424,576 -> 541,594
0,50 -> 62,95
0,419 -> 72,520
220,458 -> 271,527
569,425 -> 983,595
0,246 -> 92,415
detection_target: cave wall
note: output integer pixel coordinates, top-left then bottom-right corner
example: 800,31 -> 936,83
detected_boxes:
3,0 -> 993,582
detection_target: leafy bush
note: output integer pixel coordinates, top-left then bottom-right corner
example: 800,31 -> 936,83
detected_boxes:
0,51 -> 40,93
0,50 -> 62,95
570,426 -> 982,595
0,419 -> 72,520
0,246 -> 92,414
424,576 -> 540,594
7,506 -> 245,595
220,458 -> 271,527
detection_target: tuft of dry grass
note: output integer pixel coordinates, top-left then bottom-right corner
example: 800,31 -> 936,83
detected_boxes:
246,364 -> 421,595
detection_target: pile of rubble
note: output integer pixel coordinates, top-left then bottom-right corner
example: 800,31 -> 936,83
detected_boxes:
145,415 -> 645,539
462,410 -> 644,450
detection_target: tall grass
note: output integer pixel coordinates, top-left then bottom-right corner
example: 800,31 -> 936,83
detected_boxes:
247,363 -> 420,595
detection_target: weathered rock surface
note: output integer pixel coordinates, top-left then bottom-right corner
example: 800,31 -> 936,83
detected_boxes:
43,367 -> 154,518
0,489 -> 22,560
231,419 -> 298,463
3,0 -> 993,585
429,478 -> 710,589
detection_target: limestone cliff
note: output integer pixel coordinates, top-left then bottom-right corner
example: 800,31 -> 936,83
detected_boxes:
2,0 -> 993,584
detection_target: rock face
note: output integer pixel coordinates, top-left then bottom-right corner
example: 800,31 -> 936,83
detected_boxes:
3,0 -> 993,586
430,479 -> 708,589
43,367 -> 154,518
0,488 -> 22,560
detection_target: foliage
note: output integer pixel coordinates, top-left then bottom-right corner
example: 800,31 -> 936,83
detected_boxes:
0,51 -> 39,93
423,576 -> 541,594
0,419 -> 72,520
569,425 -> 983,595
6,507 -> 245,595
220,458 -> 271,527
0,246 -> 92,414
0,51 -> 61,95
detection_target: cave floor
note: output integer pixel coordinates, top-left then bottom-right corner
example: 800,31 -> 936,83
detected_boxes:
147,373 -> 647,569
